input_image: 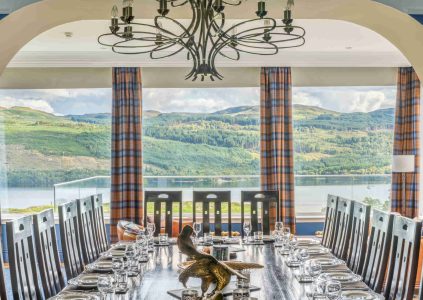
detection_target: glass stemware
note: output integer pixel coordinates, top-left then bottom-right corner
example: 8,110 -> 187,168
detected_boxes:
243,221 -> 251,243
146,222 -> 156,250
97,274 -> 113,300
112,257 -> 124,281
296,248 -> 310,276
325,280 -> 342,300
193,222 -> 202,244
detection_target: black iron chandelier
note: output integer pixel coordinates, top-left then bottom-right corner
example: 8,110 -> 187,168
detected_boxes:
98,0 -> 305,81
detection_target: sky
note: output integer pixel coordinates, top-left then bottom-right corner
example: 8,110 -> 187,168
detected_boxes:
0,86 -> 396,115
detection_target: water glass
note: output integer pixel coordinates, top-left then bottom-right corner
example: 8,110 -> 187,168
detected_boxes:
243,221 -> 251,243
237,269 -> 251,288
325,280 -> 342,300
203,232 -> 213,245
305,260 -> 322,278
115,270 -> 128,292
159,233 -> 168,245
297,248 -> 310,274
254,231 -> 263,242
275,221 -> 284,232
112,257 -> 124,279
181,289 -> 199,300
97,274 -> 114,299
233,288 -> 250,300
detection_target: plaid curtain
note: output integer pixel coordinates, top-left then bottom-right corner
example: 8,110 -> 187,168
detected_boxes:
110,67 -> 144,242
391,67 -> 420,218
260,67 -> 296,232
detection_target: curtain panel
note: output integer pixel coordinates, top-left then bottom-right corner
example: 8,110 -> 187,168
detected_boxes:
391,67 -> 421,218
260,67 -> 296,232
110,67 -> 144,242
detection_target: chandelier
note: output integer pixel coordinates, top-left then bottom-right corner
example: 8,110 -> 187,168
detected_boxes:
98,0 -> 306,81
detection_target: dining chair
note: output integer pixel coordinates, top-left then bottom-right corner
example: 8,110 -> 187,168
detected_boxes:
345,201 -> 370,274
6,215 -> 43,300
33,209 -> 66,298
91,194 -> 109,253
321,194 -> 338,249
332,197 -> 354,260
144,191 -> 182,237
361,209 -> 394,293
58,200 -> 85,279
384,215 -> 421,300
0,240 -> 7,300
193,191 -> 231,236
241,191 -> 279,236
77,196 -> 99,263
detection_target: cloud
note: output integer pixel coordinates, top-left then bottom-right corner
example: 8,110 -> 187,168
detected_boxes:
0,96 -> 55,114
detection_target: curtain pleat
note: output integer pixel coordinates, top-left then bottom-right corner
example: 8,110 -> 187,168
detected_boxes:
260,67 -> 296,232
110,67 -> 144,242
391,67 -> 420,218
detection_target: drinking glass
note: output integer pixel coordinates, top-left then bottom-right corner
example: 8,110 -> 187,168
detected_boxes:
237,269 -> 251,288
233,288 -> 250,300
325,280 -> 342,300
204,232 -> 213,245
159,233 -> 168,245
97,274 -> 113,300
181,289 -> 199,300
275,221 -> 284,232
112,257 -> 124,281
115,270 -> 128,292
193,222 -> 202,243
305,260 -> 322,278
254,231 -> 263,242
243,221 -> 251,243
146,223 -> 156,249
297,248 -> 310,275
125,244 -> 139,276
135,233 -> 147,256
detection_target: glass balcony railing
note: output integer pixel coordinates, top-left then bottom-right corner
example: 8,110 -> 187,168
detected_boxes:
53,174 -> 392,217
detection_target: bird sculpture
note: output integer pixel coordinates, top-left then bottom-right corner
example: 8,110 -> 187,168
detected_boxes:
177,225 -> 263,299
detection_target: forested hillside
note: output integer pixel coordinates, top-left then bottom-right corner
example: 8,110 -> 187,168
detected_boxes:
0,104 -> 394,187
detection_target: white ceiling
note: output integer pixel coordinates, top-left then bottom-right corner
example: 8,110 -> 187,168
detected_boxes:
8,19 -> 410,68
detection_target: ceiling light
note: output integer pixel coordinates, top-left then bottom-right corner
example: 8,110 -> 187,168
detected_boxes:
98,0 -> 306,81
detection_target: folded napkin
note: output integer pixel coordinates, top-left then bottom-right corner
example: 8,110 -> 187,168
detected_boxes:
321,264 -> 351,273
341,281 -> 369,290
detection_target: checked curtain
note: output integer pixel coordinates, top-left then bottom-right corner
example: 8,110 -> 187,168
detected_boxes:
110,67 -> 144,242
260,67 -> 296,232
391,67 -> 421,218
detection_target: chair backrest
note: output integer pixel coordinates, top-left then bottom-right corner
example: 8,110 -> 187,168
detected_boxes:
322,195 -> 338,249
77,196 -> 99,264
58,200 -> 84,279
346,201 -> 370,274
241,191 -> 280,236
384,215 -> 421,300
6,215 -> 42,300
91,194 -> 109,253
144,191 -> 182,237
0,240 -> 7,300
332,197 -> 354,260
33,209 -> 65,298
193,191 -> 231,236
362,209 -> 394,293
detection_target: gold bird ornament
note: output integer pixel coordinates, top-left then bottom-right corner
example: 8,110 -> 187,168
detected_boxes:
177,225 -> 263,299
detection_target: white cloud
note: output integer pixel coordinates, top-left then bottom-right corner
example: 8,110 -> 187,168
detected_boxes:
0,96 -> 55,114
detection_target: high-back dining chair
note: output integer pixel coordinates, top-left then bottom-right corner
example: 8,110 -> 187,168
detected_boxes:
193,191 -> 231,236
33,209 -> 65,298
91,194 -> 109,253
384,215 -> 421,300
6,215 -> 43,300
241,191 -> 279,236
0,240 -> 7,300
77,196 -> 99,264
346,201 -> 370,274
59,200 -> 84,279
361,209 -> 394,293
332,197 -> 354,260
144,191 -> 182,237
321,195 -> 338,249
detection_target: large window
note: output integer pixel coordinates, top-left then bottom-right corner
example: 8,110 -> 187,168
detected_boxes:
293,86 -> 396,215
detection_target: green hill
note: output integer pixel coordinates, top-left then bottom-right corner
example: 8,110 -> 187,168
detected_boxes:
0,104 -> 394,187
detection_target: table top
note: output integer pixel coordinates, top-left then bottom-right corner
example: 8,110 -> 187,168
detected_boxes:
109,244 -> 311,300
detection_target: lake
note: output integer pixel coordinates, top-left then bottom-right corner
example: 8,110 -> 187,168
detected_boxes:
0,181 -> 391,215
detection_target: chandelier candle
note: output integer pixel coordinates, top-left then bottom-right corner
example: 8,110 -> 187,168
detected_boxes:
98,0 -> 305,81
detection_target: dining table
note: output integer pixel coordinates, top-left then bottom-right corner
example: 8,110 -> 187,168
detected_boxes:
61,239 -> 381,300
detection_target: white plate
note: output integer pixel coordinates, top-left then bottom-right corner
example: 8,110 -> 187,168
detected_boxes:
68,274 -> 101,289
303,246 -> 330,255
85,261 -> 113,272
51,292 -> 100,300
342,290 -> 379,299
311,257 -> 345,266
325,272 -> 362,283
102,249 -> 126,258
297,238 -> 320,246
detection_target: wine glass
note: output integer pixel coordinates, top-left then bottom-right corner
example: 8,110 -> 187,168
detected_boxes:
112,257 -> 124,281
297,248 -> 310,276
243,221 -> 251,243
275,221 -> 284,232
146,222 -> 156,249
97,274 -> 113,300
193,222 -> 202,244
305,260 -> 322,279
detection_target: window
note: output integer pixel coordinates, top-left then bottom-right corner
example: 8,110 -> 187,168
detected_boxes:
293,86 -> 396,215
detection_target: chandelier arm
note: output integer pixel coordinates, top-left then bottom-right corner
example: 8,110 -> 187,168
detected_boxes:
169,0 -> 189,8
